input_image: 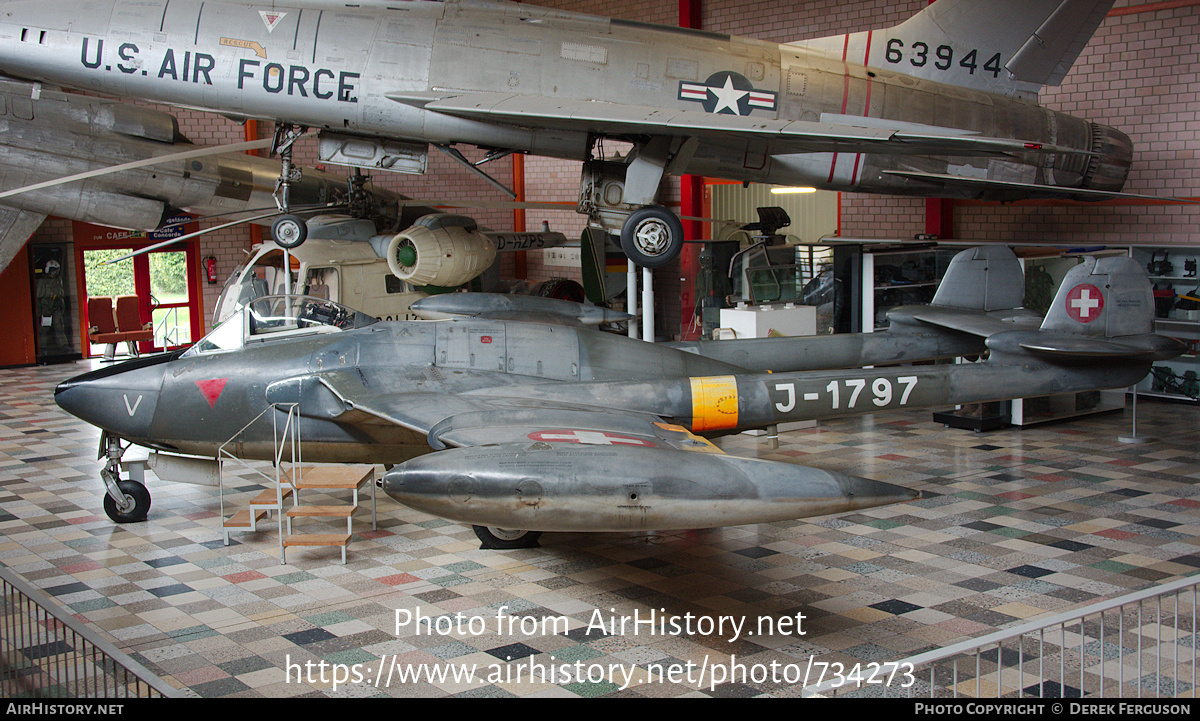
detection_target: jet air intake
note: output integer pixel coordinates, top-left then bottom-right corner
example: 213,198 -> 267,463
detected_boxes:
383,213 -> 497,288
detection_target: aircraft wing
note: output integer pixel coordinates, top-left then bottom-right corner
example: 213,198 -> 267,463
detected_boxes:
902,306 -> 1042,338
0,204 -> 47,275
276,368 -> 916,533
388,91 -> 1090,158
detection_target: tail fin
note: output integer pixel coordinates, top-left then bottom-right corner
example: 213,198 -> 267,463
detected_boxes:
1018,255 -> 1184,362
931,245 -> 1024,311
802,0 -> 1116,97
1040,256 -> 1152,338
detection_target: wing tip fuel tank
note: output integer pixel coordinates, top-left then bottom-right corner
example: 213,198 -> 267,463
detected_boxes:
382,442 -> 918,533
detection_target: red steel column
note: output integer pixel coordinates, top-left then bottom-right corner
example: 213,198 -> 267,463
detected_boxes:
678,0 -> 704,340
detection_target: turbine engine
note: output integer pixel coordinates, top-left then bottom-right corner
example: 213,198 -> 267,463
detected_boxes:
382,214 -> 498,288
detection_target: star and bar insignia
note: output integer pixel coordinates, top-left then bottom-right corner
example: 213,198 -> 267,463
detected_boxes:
678,71 -> 777,116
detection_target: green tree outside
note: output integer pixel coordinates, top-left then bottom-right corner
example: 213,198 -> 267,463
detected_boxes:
83,249 -> 135,297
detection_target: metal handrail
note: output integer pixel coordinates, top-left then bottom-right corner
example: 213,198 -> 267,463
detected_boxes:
803,574 -> 1200,698
217,403 -> 302,562
0,564 -> 182,698
153,305 -> 181,348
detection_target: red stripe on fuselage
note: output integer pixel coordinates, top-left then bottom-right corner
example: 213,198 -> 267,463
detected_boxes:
850,30 -> 873,186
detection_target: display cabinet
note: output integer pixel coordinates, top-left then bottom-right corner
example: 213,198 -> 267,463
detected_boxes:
932,401 -> 1011,432
1010,389 -> 1126,426
861,246 -> 957,331
1129,247 -> 1200,403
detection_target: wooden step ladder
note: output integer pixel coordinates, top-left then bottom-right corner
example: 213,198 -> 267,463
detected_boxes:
281,465 -> 377,564
223,485 -> 293,545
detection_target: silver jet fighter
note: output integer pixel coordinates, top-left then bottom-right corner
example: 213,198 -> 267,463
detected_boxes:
0,0 -> 1154,268
0,78 -> 404,274
0,76 -> 570,290
415,244 -> 1039,369
54,246 -> 1185,547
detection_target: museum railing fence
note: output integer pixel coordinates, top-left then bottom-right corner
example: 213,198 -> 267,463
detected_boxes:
802,573 -> 1199,698
0,563 -> 182,698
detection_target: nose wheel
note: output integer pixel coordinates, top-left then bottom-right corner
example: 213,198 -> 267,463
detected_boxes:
472,525 -> 542,549
102,477 -> 151,524
270,122 -> 309,250
99,433 -> 151,523
271,214 -> 308,249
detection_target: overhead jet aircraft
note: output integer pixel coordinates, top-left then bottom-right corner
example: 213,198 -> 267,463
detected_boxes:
54,246 -> 1185,547
0,0 -> 1158,269
0,77 -> 570,305
0,78 -> 384,274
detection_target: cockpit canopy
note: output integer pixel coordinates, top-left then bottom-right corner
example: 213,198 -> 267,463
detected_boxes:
184,295 -> 378,356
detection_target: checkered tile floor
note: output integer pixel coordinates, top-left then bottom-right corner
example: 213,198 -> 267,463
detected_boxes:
1,360 -> 1197,697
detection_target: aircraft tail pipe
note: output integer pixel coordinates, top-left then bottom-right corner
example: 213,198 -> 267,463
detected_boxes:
1079,122 -> 1133,194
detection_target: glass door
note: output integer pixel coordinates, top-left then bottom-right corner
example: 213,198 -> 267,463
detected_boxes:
148,248 -> 195,350
80,242 -> 201,357
82,247 -> 136,358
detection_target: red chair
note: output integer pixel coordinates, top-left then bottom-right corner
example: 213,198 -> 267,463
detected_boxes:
87,296 -> 123,359
114,295 -> 154,357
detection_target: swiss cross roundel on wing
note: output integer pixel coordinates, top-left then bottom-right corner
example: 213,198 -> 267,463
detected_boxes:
1065,284 -> 1105,323
528,430 -> 656,447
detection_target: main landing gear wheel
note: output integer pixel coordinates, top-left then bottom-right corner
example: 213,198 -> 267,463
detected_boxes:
619,205 -> 684,269
473,525 -> 542,549
272,214 -> 308,249
103,479 -> 151,524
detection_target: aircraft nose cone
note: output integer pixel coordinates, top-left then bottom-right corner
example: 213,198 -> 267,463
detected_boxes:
53,377 -> 90,417
54,376 -> 115,428
53,355 -> 174,439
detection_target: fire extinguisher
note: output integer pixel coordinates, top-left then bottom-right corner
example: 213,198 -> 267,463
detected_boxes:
205,256 -> 218,284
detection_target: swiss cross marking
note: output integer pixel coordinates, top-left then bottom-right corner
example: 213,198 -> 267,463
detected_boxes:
1065,284 -> 1104,323
528,430 -> 656,447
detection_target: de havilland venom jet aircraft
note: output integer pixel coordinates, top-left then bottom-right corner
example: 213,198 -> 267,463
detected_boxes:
0,0 -> 1161,269
54,246 -> 1185,547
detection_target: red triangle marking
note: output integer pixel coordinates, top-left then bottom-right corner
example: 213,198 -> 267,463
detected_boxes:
195,378 -> 229,408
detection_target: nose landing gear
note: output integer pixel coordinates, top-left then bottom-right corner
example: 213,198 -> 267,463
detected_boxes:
99,433 -> 151,523
270,122 -> 309,250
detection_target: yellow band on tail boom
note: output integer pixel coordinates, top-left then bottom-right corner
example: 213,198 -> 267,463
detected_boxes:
689,376 -> 739,432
